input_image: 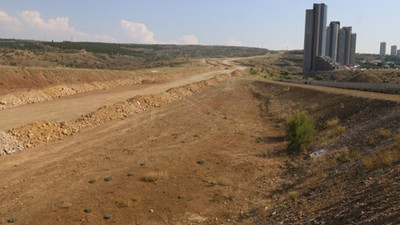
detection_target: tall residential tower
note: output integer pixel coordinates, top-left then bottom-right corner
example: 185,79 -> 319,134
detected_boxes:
326,21 -> 340,62
303,3 -> 328,74
391,45 -> 397,56
380,42 -> 387,56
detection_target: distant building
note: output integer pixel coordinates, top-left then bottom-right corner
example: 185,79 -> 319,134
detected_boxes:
380,42 -> 386,56
326,21 -> 340,62
337,27 -> 355,66
303,3 -> 328,74
350,33 -> 357,66
391,45 -> 397,56
397,49 -> 400,56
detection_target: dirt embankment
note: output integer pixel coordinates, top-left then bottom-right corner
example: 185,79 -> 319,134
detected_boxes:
250,81 -> 400,224
4,71 -> 240,154
0,65 -> 216,110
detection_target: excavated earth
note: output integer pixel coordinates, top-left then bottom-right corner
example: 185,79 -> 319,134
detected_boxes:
1,64 -> 400,225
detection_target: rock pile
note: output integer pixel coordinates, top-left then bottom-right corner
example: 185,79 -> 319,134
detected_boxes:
0,131 -> 24,155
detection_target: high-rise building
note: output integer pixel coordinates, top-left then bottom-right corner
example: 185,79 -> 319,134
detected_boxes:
380,42 -> 386,56
326,21 -> 340,62
391,45 -> 397,56
337,28 -> 346,65
397,49 -> 400,56
350,33 -> 357,66
337,27 -> 352,65
303,3 -> 328,74
303,9 -> 314,74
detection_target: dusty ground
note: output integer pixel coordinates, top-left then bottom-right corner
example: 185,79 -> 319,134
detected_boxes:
2,57 -> 400,225
0,74 -> 289,224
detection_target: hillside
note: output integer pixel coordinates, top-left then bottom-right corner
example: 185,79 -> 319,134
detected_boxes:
0,39 -> 269,70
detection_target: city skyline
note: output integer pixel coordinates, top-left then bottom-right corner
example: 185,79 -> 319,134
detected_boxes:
303,3 -> 356,74
0,0 -> 399,53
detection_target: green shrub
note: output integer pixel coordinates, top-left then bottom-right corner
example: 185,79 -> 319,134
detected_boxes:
250,67 -> 259,75
287,112 -> 315,153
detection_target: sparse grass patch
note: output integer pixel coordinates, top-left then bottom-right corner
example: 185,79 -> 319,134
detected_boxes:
378,128 -> 392,139
127,172 -> 134,176
362,149 -> 397,171
335,147 -> 353,164
334,126 -> 346,136
104,177 -> 112,182
210,178 -> 229,186
326,118 -> 339,128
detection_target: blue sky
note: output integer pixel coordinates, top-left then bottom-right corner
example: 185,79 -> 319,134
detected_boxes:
0,0 -> 399,53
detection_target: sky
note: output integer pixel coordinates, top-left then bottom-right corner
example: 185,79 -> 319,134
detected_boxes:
0,0 -> 399,54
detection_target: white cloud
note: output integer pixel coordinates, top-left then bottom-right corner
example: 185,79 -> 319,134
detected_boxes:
121,19 -> 200,45
228,38 -> 242,46
120,19 -> 157,44
0,10 -> 22,31
0,9 -> 115,42
180,34 -> 198,45
20,10 -> 73,33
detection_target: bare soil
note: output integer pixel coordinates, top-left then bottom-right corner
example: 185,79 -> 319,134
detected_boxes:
1,61 -> 400,225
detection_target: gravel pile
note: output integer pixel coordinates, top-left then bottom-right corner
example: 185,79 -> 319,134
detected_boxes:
0,131 -> 24,155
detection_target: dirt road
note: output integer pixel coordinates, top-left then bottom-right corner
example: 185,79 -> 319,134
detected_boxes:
0,69 -> 233,131
0,77 -> 286,225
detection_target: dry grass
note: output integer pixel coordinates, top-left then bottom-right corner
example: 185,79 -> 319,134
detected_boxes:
326,118 -> 340,128
334,126 -> 347,136
362,148 -> 398,171
378,128 -> 392,139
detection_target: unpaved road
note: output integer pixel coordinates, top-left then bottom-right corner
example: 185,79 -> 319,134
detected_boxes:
0,69 -> 233,131
0,77 -> 286,225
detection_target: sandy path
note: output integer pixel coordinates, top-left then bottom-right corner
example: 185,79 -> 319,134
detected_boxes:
0,69 -> 233,131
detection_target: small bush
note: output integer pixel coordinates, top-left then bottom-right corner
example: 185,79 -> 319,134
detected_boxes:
103,214 -> 112,220
7,217 -> 18,223
250,67 -> 259,75
104,177 -> 112,182
88,179 -> 96,184
287,112 -> 315,153
83,208 -> 92,213
197,159 -> 206,164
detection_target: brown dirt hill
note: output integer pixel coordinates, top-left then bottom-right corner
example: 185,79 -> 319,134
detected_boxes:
250,80 -> 400,224
349,73 -> 383,83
